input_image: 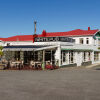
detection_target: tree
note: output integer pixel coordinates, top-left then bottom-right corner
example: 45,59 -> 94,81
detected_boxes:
0,46 -> 3,56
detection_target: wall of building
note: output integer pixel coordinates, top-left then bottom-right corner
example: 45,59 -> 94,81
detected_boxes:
0,40 -> 4,46
72,36 -> 93,45
1,35 -> 99,47
59,49 -> 100,67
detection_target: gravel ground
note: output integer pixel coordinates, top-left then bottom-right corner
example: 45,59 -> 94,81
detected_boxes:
0,67 -> 100,100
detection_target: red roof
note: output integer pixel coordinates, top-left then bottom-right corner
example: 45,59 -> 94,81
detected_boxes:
0,29 -> 99,41
0,35 -> 33,41
38,29 -> 99,37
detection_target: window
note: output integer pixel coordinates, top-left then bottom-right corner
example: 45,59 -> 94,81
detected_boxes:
86,38 -> 89,44
61,51 -> 65,64
80,38 -> 83,44
83,52 -> 86,61
63,52 -> 66,62
61,51 -> 74,64
83,52 -> 91,62
98,40 -> 100,45
88,52 -> 91,61
69,51 -> 74,63
94,52 -> 99,61
94,39 -> 97,45
61,51 -> 66,63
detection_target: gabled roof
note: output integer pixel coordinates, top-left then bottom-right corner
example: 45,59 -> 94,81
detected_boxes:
0,29 -> 99,42
38,29 -> 99,37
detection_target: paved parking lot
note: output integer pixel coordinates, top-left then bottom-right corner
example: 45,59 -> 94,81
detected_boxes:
0,67 -> 100,100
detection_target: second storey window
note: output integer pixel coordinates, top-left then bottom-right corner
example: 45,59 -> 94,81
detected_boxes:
86,38 -> 89,44
98,40 -> 100,45
79,38 -> 83,44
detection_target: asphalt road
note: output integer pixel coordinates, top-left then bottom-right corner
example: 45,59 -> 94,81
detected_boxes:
0,67 -> 100,100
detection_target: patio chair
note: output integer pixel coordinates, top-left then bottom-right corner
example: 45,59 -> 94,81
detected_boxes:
37,63 -> 42,70
30,61 -> 35,69
10,61 -> 16,69
20,60 -> 24,69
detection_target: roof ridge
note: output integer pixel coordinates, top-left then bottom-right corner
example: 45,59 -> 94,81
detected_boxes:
46,29 -> 98,34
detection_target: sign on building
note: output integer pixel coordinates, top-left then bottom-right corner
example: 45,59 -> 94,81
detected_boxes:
34,37 -> 75,43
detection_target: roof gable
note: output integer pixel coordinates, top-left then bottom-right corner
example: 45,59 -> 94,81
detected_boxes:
95,31 -> 100,37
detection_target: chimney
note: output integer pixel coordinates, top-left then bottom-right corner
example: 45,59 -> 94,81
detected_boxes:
88,27 -> 90,31
42,30 -> 46,37
34,21 -> 37,35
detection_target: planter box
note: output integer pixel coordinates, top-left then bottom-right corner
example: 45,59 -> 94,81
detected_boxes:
81,61 -> 92,66
61,63 -> 77,68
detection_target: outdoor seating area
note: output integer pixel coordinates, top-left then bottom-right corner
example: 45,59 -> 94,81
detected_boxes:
0,59 -> 59,70
1,46 -> 59,70
1,60 -> 42,70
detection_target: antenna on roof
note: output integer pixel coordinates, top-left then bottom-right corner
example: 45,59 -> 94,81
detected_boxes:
34,21 -> 37,35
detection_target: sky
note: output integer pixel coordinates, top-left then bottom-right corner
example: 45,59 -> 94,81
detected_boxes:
0,0 -> 100,37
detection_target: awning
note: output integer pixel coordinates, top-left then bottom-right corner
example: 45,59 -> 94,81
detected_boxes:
34,46 -> 57,51
61,48 -> 93,51
3,45 -> 57,51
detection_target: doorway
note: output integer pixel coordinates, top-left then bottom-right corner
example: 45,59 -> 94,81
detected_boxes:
45,50 -> 55,65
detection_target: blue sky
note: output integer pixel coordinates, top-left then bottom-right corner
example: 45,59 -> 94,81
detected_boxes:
0,0 -> 100,37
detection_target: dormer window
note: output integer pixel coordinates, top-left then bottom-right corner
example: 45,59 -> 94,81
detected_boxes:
80,38 -> 83,44
86,38 -> 89,44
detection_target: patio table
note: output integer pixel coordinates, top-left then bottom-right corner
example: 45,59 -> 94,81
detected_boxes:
34,62 -> 42,69
11,61 -> 21,68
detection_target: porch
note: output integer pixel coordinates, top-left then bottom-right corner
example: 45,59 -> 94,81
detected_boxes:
2,45 -> 59,70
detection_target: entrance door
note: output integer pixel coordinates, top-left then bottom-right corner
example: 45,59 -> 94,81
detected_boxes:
45,50 -> 55,65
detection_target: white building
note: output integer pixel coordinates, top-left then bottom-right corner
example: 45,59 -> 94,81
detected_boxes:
1,27 -> 100,67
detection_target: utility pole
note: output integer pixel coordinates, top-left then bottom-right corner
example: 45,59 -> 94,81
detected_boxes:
34,21 -> 37,35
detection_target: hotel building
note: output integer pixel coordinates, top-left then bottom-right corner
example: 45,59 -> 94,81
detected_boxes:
0,27 -> 100,68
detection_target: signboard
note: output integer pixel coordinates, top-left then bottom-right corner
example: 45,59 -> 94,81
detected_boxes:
34,37 -> 75,43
